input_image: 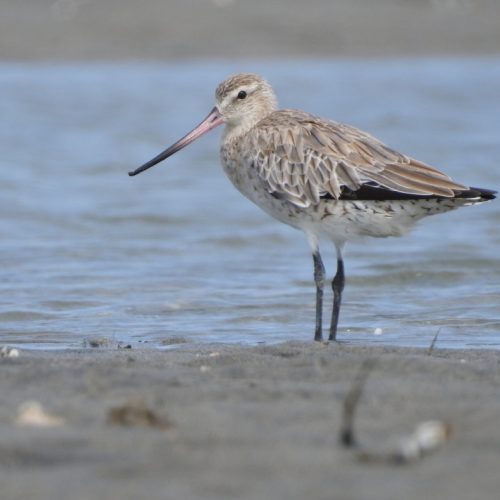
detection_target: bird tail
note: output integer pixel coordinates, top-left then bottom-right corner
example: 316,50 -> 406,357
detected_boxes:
456,187 -> 497,201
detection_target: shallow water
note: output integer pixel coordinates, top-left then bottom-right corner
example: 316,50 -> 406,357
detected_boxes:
1,58 -> 499,350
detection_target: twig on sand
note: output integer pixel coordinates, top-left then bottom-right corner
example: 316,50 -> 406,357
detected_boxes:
339,358 -> 376,448
427,328 -> 441,356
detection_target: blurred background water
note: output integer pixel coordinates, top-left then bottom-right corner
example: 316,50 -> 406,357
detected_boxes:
0,58 -> 499,349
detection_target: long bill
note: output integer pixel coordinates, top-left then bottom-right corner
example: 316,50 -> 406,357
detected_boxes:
128,107 -> 224,177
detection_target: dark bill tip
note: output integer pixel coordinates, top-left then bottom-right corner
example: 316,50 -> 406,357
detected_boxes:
128,106 -> 223,178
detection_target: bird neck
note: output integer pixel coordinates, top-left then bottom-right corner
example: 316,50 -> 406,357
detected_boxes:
222,108 -> 275,143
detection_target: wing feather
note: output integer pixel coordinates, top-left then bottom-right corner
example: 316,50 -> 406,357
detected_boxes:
245,109 -> 468,207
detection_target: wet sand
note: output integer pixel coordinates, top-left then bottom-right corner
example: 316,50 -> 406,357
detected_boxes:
1,342 -> 500,499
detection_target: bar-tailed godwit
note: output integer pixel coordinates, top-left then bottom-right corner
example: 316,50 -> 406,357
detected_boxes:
129,73 -> 495,342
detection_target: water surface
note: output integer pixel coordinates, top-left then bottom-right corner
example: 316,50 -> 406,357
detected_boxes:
1,59 -> 499,349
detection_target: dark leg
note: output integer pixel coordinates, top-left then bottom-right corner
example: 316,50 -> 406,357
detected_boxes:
329,254 -> 345,341
312,251 -> 325,342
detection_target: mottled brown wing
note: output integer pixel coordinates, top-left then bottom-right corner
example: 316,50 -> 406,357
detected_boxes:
247,109 -> 468,208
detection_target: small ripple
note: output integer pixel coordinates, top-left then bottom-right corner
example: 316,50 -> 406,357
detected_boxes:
0,311 -> 58,321
85,213 -> 190,226
40,300 -> 104,310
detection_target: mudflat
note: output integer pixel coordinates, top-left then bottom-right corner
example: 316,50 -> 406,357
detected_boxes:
1,342 -> 499,499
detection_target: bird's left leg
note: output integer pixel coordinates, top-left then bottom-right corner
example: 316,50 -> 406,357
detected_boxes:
329,243 -> 345,341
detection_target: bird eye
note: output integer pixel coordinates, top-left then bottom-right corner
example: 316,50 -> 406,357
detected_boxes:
237,90 -> 247,100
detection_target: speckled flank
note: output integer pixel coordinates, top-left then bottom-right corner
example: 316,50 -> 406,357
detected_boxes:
222,139 -> 470,241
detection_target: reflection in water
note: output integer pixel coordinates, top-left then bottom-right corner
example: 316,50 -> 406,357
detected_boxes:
0,59 -> 499,349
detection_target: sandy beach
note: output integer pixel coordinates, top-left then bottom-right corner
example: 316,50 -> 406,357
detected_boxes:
1,342 -> 500,500
1,1 -> 500,498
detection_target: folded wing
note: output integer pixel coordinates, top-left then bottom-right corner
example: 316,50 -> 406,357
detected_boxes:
247,109 -> 469,208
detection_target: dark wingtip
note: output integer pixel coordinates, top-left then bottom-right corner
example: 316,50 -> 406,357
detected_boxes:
128,171 -> 136,177
463,187 -> 497,201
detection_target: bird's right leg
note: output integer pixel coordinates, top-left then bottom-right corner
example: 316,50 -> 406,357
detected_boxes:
312,250 -> 325,342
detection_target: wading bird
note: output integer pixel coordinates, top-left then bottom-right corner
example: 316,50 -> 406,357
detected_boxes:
129,73 -> 495,342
